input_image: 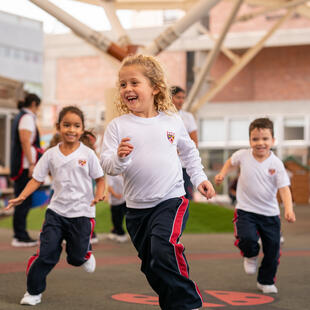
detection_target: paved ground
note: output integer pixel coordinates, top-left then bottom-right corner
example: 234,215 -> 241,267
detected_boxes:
0,204 -> 309,310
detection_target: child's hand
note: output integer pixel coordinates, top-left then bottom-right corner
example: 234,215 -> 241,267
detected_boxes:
285,209 -> 296,223
5,196 -> 26,210
91,195 -> 105,206
114,193 -> 123,199
197,180 -> 216,200
118,137 -> 134,158
214,173 -> 224,185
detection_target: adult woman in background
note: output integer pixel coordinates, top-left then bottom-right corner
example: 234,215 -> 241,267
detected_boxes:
171,86 -> 198,200
10,93 -> 42,247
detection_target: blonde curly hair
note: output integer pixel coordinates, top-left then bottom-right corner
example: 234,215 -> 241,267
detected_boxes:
115,54 -> 177,114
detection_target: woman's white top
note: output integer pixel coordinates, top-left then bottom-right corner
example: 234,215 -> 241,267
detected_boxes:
18,108 -> 37,168
100,112 -> 207,209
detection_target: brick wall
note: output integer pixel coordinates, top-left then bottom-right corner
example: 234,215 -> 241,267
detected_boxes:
56,51 -> 186,104
210,2 -> 310,34
211,45 -> 310,102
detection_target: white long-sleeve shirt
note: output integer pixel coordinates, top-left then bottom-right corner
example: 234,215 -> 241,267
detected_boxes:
100,112 -> 207,209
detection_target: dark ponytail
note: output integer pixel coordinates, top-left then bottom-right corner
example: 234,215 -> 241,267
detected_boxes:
17,93 -> 41,110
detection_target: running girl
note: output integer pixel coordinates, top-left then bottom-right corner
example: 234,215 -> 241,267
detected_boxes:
6,106 -> 105,306
100,54 -> 215,310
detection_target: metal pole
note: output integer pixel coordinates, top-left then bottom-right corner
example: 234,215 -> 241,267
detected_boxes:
185,0 -> 243,111
29,0 -> 127,60
142,0 -> 221,55
191,7 -> 295,113
100,0 -> 132,47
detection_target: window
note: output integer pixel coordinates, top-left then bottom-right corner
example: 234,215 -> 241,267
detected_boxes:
200,149 -> 224,171
282,147 -> 308,165
284,117 -> 304,140
200,119 -> 225,142
228,118 -> 250,141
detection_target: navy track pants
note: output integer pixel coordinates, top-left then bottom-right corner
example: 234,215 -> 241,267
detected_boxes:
126,197 -> 202,310
26,209 -> 95,295
234,209 -> 281,285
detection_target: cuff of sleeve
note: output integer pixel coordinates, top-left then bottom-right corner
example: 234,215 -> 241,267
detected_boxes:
32,175 -> 44,183
192,175 -> 208,189
117,154 -> 131,164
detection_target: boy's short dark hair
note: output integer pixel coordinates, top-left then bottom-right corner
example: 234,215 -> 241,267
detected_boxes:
249,118 -> 274,138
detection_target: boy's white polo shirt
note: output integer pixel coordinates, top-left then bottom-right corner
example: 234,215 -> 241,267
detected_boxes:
231,149 -> 290,216
33,142 -> 104,218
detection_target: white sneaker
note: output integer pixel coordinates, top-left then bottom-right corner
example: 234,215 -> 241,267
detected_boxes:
116,234 -> 128,243
107,232 -> 118,241
20,291 -> 42,305
11,238 -> 38,248
82,254 -> 96,273
257,282 -> 278,294
90,236 -> 99,244
243,256 -> 258,274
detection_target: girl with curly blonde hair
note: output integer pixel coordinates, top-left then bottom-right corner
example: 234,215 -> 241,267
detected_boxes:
115,54 -> 176,115
101,53 -> 215,310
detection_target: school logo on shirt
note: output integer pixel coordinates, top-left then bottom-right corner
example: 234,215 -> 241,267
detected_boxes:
268,168 -> 276,175
167,131 -> 175,144
78,159 -> 87,167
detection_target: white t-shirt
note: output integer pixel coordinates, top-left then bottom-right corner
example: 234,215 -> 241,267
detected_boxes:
100,112 -> 207,209
179,110 -> 197,134
178,110 -> 197,168
231,149 -> 290,216
107,175 -> 125,206
33,142 -> 104,218
18,109 -> 37,168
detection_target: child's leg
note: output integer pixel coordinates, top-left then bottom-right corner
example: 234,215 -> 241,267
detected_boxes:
126,197 -> 202,310
65,217 -> 95,266
111,202 -> 126,235
26,209 -> 63,295
257,215 -> 281,285
234,209 -> 260,257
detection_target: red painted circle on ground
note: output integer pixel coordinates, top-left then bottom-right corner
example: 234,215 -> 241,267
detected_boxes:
111,290 -> 274,307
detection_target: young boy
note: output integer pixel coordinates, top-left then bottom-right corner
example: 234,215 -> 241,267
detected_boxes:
215,118 -> 296,294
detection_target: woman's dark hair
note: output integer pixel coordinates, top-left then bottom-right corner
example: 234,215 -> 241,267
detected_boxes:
170,86 -> 185,96
18,93 -> 41,110
57,106 -> 85,129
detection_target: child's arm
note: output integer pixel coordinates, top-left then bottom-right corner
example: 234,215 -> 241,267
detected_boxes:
214,158 -> 234,185
108,186 -> 123,200
91,177 -> 105,206
197,180 -> 216,200
5,178 -> 42,210
100,120 -> 133,175
278,186 -> 296,223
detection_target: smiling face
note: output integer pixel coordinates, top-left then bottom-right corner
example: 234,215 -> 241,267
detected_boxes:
250,127 -> 275,161
58,111 -> 84,146
119,65 -> 159,118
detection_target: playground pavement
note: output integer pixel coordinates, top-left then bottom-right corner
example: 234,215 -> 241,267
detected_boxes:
0,204 -> 309,310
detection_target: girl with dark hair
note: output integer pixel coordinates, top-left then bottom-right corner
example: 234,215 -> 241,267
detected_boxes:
6,105 -> 105,306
